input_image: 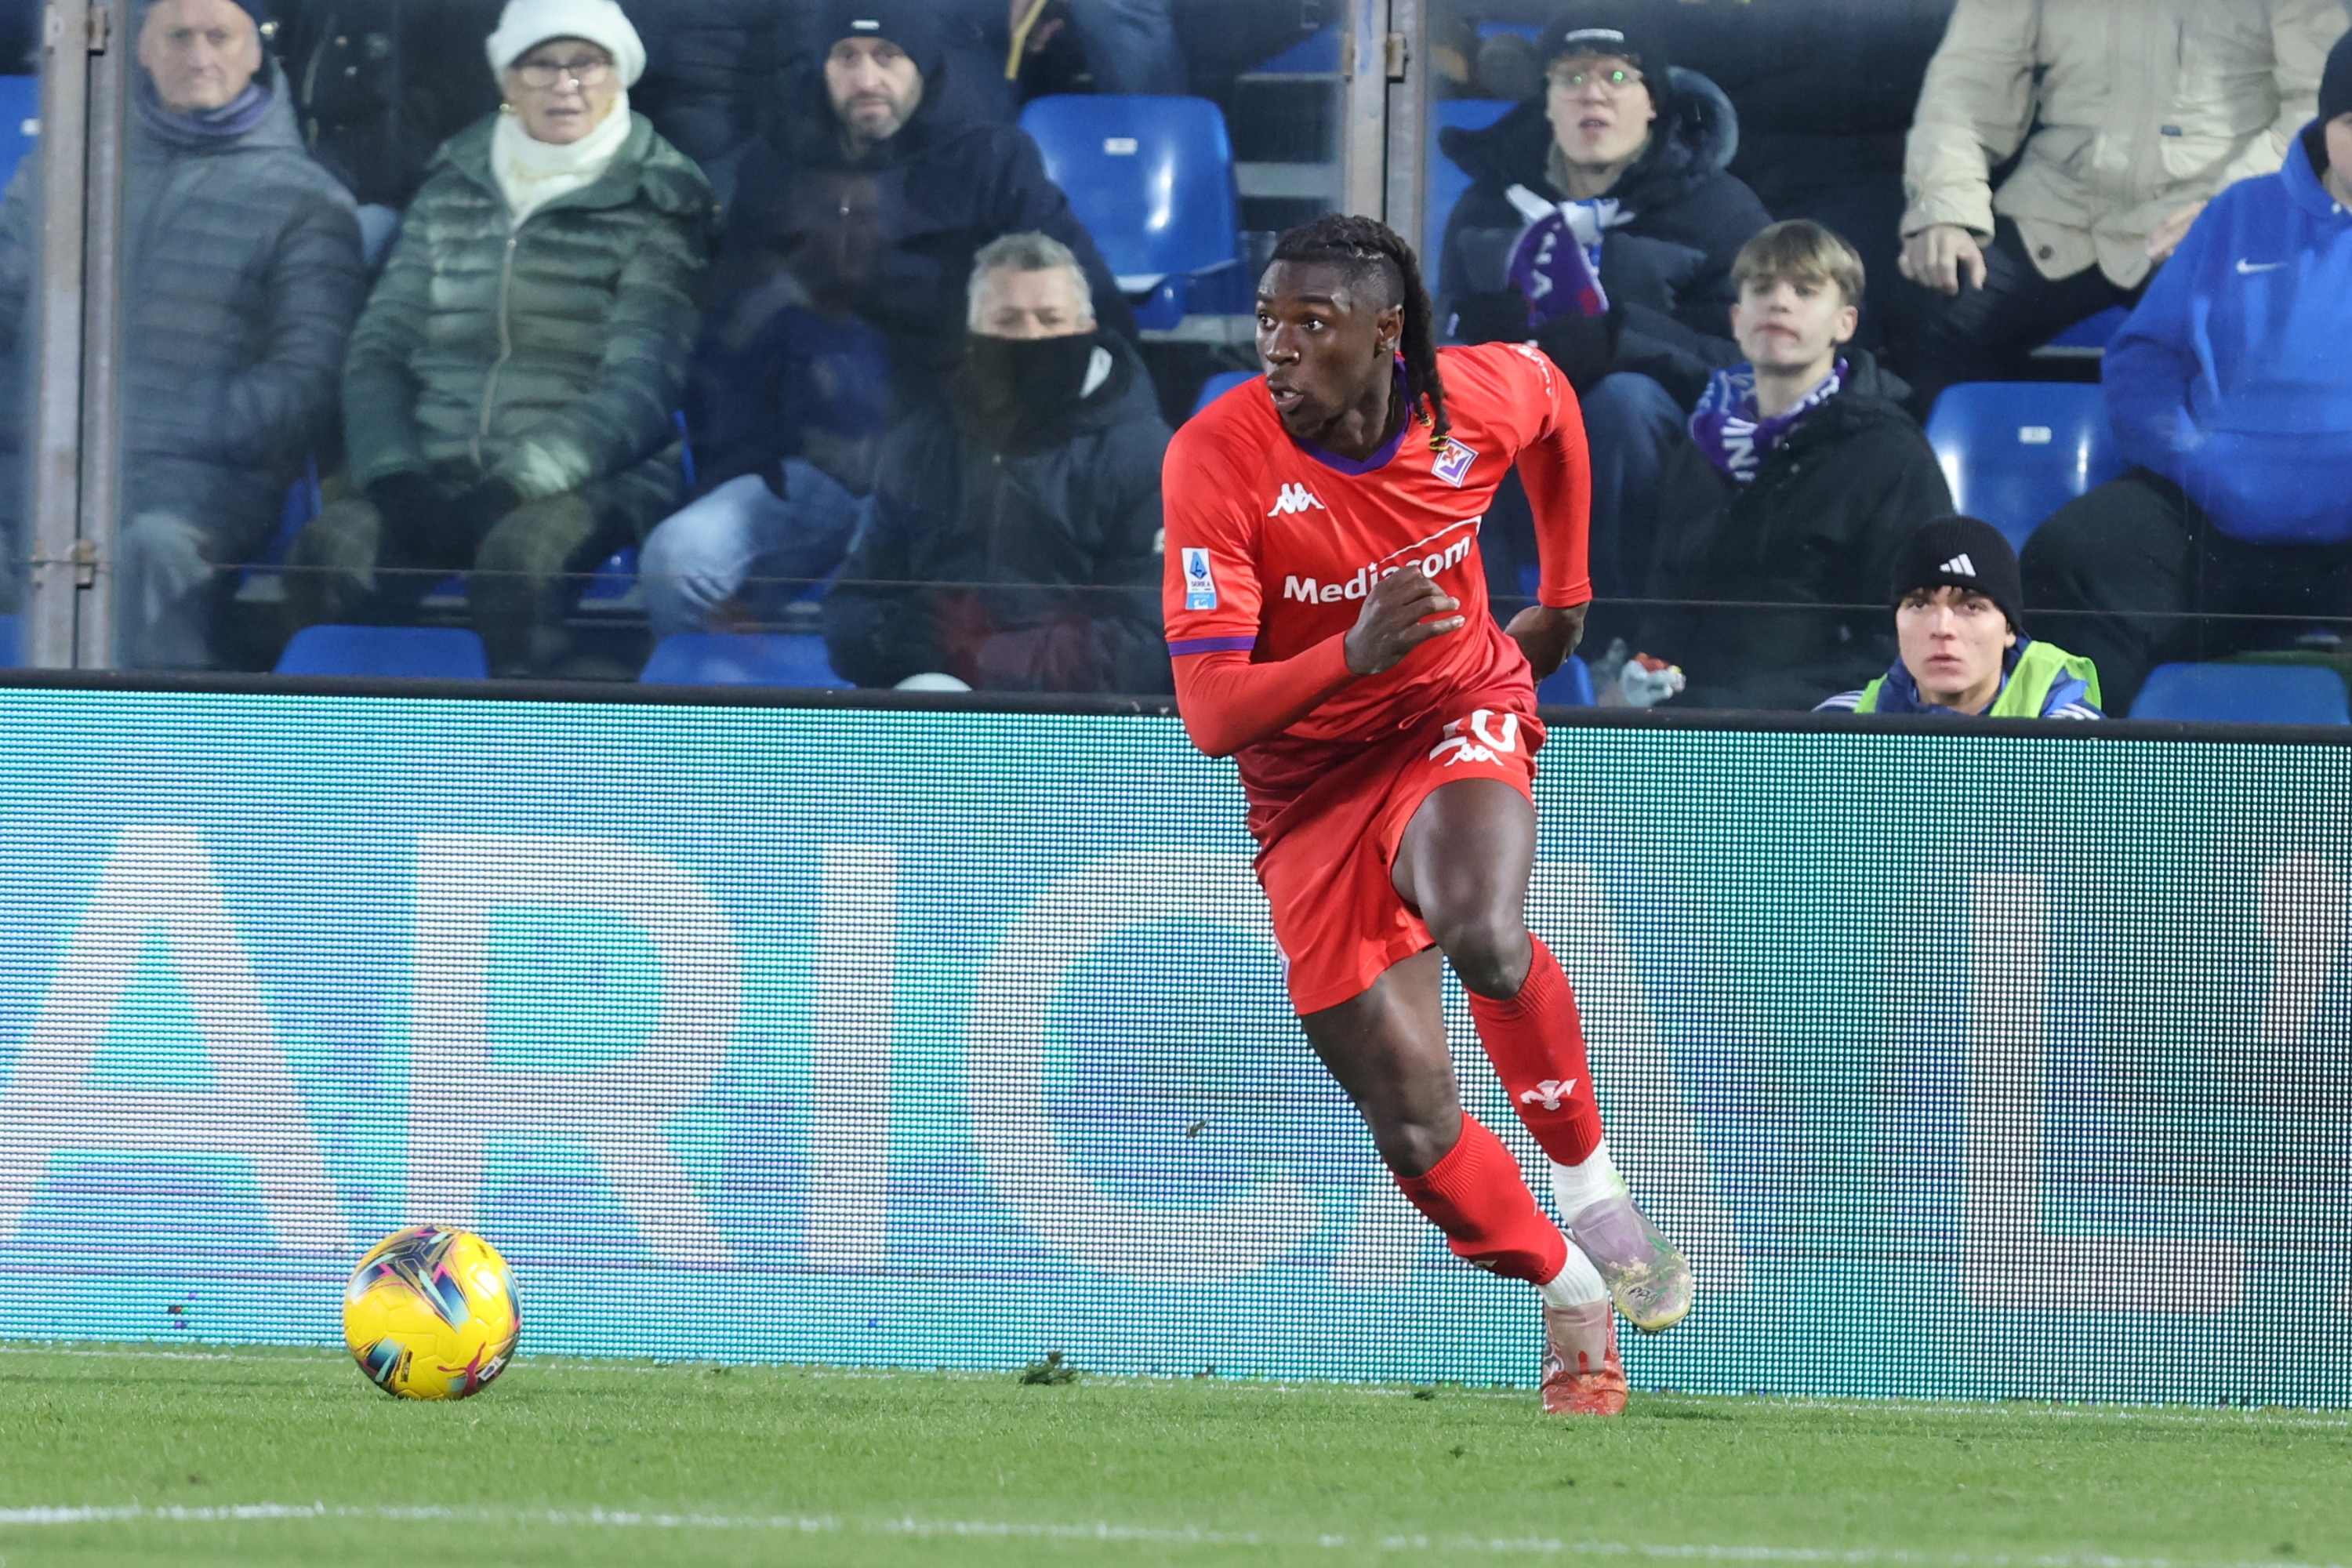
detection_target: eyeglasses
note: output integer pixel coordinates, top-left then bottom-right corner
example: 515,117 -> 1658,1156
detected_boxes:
1548,66 -> 1643,94
514,56 -> 612,89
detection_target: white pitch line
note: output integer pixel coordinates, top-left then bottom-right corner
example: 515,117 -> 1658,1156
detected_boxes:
0,1504 -> 2341,1568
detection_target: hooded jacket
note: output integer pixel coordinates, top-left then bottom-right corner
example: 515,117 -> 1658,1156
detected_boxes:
1901,0 -> 2346,289
688,69 -> 1135,496
822,332 -> 1172,695
0,59 -> 366,547
2104,122 -> 2352,546
1439,68 -> 1774,408
341,110 -> 713,538
1640,349 -> 1956,710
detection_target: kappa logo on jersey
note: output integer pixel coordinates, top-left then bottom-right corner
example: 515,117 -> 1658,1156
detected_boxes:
1267,483 -> 1327,517
1432,437 -> 1479,488
1430,709 -> 1520,767
1519,1078 -> 1577,1112
1940,553 -> 1977,578
1181,547 -> 1218,610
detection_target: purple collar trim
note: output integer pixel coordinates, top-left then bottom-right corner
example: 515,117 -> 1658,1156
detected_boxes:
1294,361 -> 1412,475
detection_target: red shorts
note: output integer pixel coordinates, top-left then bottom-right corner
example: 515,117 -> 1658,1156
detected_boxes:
1254,701 -> 1545,1014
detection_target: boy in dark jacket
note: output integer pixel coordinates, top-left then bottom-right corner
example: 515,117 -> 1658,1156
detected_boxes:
1438,4 -> 1771,608
822,232 -> 1170,694
1633,221 -> 1953,710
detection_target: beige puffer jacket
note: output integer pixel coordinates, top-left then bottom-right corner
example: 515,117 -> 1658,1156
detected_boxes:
1901,0 -> 2348,287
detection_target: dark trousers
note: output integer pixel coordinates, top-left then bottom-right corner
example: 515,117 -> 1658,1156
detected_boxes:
2020,470 -> 2352,715
1894,218 -> 2140,419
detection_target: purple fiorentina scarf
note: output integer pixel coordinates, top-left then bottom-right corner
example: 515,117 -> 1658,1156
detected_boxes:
1687,359 -> 1846,485
135,78 -> 274,147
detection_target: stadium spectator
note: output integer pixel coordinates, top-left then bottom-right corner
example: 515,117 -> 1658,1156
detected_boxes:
1634,222 -> 1952,710
822,233 -> 1169,693
1439,5 -> 1771,610
0,0 -> 366,667
277,0 -> 505,212
1662,0 -> 1956,355
1896,0 -> 2348,415
284,0 -> 711,676
638,0 -> 1131,641
1820,515 -> 2103,717
2021,37 -> 2352,716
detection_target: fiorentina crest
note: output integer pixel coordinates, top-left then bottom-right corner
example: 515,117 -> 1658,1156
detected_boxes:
1432,438 -> 1478,488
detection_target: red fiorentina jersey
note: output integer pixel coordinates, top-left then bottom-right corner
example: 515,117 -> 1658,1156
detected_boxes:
1160,343 -> 1592,832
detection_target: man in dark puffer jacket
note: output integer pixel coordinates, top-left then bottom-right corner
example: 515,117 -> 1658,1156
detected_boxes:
0,0 -> 366,666
1633,222 -> 1951,710
822,232 -> 1169,693
1439,5 -> 1770,613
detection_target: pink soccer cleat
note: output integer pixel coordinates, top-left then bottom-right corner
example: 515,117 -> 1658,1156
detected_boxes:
1540,1300 -> 1627,1416
1567,1192 -> 1693,1334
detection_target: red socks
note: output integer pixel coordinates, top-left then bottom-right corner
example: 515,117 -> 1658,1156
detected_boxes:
1465,935 -> 1605,1166
1391,1114 -> 1569,1284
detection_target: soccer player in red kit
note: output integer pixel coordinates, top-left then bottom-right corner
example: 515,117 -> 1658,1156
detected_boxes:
1161,215 -> 1691,1416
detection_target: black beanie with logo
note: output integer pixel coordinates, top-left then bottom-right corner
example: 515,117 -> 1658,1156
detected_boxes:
1889,516 -> 2026,633
1536,6 -> 1674,112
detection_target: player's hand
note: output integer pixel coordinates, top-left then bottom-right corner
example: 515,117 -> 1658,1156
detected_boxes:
1344,565 -> 1465,676
1504,601 -> 1588,680
1897,224 -> 1987,296
2145,200 -> 2206,263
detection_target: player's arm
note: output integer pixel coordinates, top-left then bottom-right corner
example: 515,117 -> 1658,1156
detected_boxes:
1500,350 -> 1595,678
1174,570 -> 1467,758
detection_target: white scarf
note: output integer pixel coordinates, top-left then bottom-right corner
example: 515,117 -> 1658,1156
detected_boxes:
491,91 -> 634,228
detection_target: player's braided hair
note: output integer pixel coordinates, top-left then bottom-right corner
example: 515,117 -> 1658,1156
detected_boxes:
1269,213 -> 1451,448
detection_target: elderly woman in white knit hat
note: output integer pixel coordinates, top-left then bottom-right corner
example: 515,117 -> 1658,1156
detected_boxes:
285,0 -> 713,677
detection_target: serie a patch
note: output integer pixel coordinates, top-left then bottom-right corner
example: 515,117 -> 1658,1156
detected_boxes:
1182,547 -> 1218,610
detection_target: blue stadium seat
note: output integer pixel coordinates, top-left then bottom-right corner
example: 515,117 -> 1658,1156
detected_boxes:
1926,383 -> 2125,551
1537,655 -> 1594,707
1018,95 -> 1240,329
640,633 -> 851,688
577,546 -> 639,604
2043,305 -> 2131,354
1253,27 -> 1340,74
2129,663 -> 2350,724
275,625 -> 488,679
1428,99 -> 1512,304
0,74 -> 38,191
1190,370 -> 1261,418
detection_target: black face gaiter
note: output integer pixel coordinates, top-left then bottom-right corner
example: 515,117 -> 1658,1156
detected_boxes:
953,331 -> 1110,452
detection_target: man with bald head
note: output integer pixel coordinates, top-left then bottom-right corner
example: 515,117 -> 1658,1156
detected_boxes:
0,0 -> 366,666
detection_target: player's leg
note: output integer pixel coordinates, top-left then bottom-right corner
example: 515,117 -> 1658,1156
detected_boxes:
1301,949 -> 1626,1415
1393,778 -> 1694,1333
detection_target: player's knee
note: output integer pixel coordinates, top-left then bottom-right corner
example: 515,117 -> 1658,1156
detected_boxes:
1370,1114 -> 1459,1180
1433,913 -> 1531,1000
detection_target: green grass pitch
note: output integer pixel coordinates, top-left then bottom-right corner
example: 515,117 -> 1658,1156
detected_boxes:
3,1345 -> 2347,1567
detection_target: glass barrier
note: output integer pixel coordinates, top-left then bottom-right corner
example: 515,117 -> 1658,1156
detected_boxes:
0,15 -> 45,670
91,0 -> 1350,687
68,0 -> 2352,720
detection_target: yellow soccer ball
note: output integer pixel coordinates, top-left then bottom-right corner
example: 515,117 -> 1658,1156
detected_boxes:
342,1226 -> 520,1400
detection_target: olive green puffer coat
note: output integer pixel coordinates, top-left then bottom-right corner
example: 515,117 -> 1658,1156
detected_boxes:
343,111 -> 713,538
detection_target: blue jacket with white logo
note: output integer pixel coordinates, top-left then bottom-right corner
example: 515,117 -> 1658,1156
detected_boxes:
2105,125 -> 2352,545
